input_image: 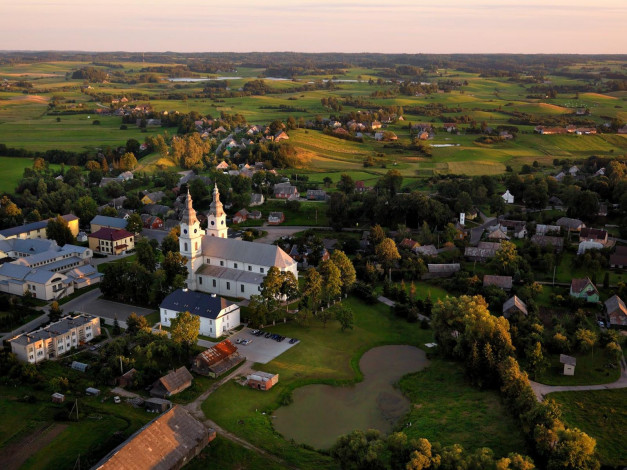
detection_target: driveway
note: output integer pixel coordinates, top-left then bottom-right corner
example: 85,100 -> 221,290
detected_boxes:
61,288 -> 155,322
228,328 -> 299,364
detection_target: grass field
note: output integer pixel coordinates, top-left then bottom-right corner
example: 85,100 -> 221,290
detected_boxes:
535,352 -> 621,386
549,389 -> 627,467
201,297 -> 526,468
0,156 -> 61,193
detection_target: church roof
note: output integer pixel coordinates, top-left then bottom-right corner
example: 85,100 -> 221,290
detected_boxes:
201,237 -> 295,269
209,184 -> 225,218
197,264 -> 265,284
180,191 -> 198,226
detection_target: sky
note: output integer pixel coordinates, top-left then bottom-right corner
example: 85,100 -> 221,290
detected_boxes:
1,0 -> 625,54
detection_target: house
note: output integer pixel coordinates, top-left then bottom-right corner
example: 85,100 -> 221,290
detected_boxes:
117,171 -> 133,182
150,367 -> 193,398
578,240 -> 604,255
140,214 -> 163,229
488,226 -> 510,241
501,190 -> 514,204
51,393 -> 65,404
274,182 -> 299,199
306,189 -> 328,201
116,368 -> 137,388
144,398 -> 172,413
92,406 -> 214,470
77,232 -> 88,243
88,228 -> 135,255
570,277 -> 599,303
370,120 -> 382,130
499,220 -> 527,239
8,314 -> 100,363
443,123 -> 457,133
250,193 -> 264,206
248,210 -> 262,220
160,289 -> 241,339
536,224 -> 561,236
142,204 -> 171,217
597,203 -> 608,217
216,160 -> 229,170
580,228 -> 608,245
247,371 -> 279,391
414,244 -> 438,257
399,238 -> 419,250
483,275 -> 513,290
274,131 -> 289,142
605,295 -> 627,327
568,166 -> 580,176
556,217 -> 585,232
0,214 -> 79,240
531,235 -> 564,252
232,209 -> 249,224
465,242 -> 501,262
90,215 -> 128,233
548,196 -> 563,208
560,354 -> 576,376
268,212 -> 285,225
192,340 -> 244,378
423,264 -> 460,279
289,244 -> 330,267
141,191 -> 165,205
503,296 -> 528,318
65,264 -> 104,289
610,246 -> 627,269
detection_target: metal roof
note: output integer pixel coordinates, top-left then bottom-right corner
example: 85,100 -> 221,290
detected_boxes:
90,215 -> 128,229
201,236 -> 295,269
160,288 -> 235,320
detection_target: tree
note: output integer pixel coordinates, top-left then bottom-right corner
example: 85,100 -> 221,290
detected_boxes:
73,195 -> 98,227
126,312 -> 149,335
337,173 -> 355,194
170,310 -> 200,351
334,304 -> 354,331
369,224 -> 386,246
101,206 -> 118,217
113,316 -> 121,335
548,428 -> 599,470
575,329 -> 597,358
375,238 -> 401,281
493,241 -> 520,275
490,194 -> 506,217
49,376 -> 69,393
331,250 -> 356,295
525,341 -> 546,380
135,238 -> 157,272
331,429 -> 386,470
126,213 -> 143,234
259,266 -> 284,314
119,152 -> 138,171
303,267 -> 323,312
327,192 -> 349,230
49,301 -> 63,322
161,227 -> 180,254
381,169 -> 403,195
319,259 -> 342,304
162,251 -> 188,289
46,215 -> 75,246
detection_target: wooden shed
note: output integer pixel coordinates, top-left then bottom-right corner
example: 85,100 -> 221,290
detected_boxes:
560,354 -> 576,376
246,371 -> 279,391
51,392 -> 65,404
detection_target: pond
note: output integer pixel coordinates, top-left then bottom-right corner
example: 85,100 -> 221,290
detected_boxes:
273,344 -> 429,449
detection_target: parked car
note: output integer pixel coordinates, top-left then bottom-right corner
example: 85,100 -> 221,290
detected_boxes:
113,396 -> 121,404
289,338 -> 298,344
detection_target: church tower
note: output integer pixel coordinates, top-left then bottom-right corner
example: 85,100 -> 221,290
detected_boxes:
206,184 -> 228,238
179,190 -> 204,290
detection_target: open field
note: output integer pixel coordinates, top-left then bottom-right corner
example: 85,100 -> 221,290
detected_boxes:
201,297 -> 527,468
0,156 -> 62,193
549,389 -> 627,467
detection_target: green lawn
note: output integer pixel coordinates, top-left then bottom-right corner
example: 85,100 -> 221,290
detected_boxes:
201,296 -> 525,468
535,352 -> 621,386
186,435 -> 286,470
548,389 -> 627,467
0,156 -> 61,193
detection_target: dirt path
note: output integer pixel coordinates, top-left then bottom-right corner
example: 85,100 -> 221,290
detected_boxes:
530,358 -> 627,401
0,423 -> 68,470
182,361 -> 297,468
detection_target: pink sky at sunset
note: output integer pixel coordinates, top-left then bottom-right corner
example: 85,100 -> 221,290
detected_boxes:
1,0 -> 625,54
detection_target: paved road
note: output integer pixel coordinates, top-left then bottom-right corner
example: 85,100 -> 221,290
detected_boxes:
61,288 -> 154,322
530,358 -> 627,402
0,312 -> 50,344
469,211 -> 496,245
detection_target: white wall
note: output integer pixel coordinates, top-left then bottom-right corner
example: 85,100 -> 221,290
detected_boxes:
161,304 -> 241,338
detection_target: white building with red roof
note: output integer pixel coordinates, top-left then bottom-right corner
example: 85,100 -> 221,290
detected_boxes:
88,228 -> 135,255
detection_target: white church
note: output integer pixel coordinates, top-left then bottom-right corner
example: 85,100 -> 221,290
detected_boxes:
179,185 -> 298,299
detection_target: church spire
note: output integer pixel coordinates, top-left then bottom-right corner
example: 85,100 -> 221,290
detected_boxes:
181,189 -> 198,226
209,183 -> 225,218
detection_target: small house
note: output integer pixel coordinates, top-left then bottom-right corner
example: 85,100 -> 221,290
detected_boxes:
144,397 -> 172,413
116,368 -> 137,388
268,212 -> 285,225
569,277 -> 599,303
580,228 -> 608,245
246,371 -> 279,391
250,193 -> 264,207
192,340 -> 244,378
605,295 -> 627,327
248,210 -> 262,220
502,296 -> 528,318
556,217 -> 585,232
414,244 -> 437,257
273,183 -> 298,199
232,209 -> 249,224
483,275 -> 513,290
52,393 -> 65,404
560,354 -> 576,376
141,191 -> 165,205
488,226 -> 510,241
399,238 -> 419,250
150,367 -> 193,398
610,246 -> 627,269
531,235 -> 564,252
86,387 -> 101,396
465,241 -> 501,262
502,190 -> 514,204
72,361 -> 89,372
306,189 -> 328,201
216,161 -> 229,171
423,264 -> 460,279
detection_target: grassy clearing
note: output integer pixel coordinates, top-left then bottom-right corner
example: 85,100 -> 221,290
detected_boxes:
535,352 -> 621,386
548,389 -> 627,467
0,156 -> 60,193
202,297 -> 524,468
185,435 -> 286,470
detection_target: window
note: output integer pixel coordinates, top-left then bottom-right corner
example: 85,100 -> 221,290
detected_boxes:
195,242 -> 198,250
241,285 -> 245,293
221,220 -> 224,225
248,266 -> 252,271
226,282 -> 230,290
184,242 -> 188,251
220,260 -> 224,266
260,267 -> 264,273
212,279 -> 216,287
211,221 -> 215,226
234,263 -> 238,269
199,276 -> 202,285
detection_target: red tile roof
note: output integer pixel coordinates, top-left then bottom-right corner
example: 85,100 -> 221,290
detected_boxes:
88,227 -> 134,241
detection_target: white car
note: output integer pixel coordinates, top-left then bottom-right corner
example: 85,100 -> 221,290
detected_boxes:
113,396 -> 121,404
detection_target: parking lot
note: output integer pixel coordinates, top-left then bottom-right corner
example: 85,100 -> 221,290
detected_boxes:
228,327 -> 299,364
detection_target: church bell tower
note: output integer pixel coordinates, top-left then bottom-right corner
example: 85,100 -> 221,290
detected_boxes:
206,184 -> 228,238
179,190 -> 204,290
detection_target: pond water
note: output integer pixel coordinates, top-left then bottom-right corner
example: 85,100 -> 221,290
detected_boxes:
273,345 -> 429,449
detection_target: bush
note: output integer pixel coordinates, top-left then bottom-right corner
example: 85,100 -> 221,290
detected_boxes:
92,120 -> 101,125
120,124 -> 128,130
351,281 -> 377,304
